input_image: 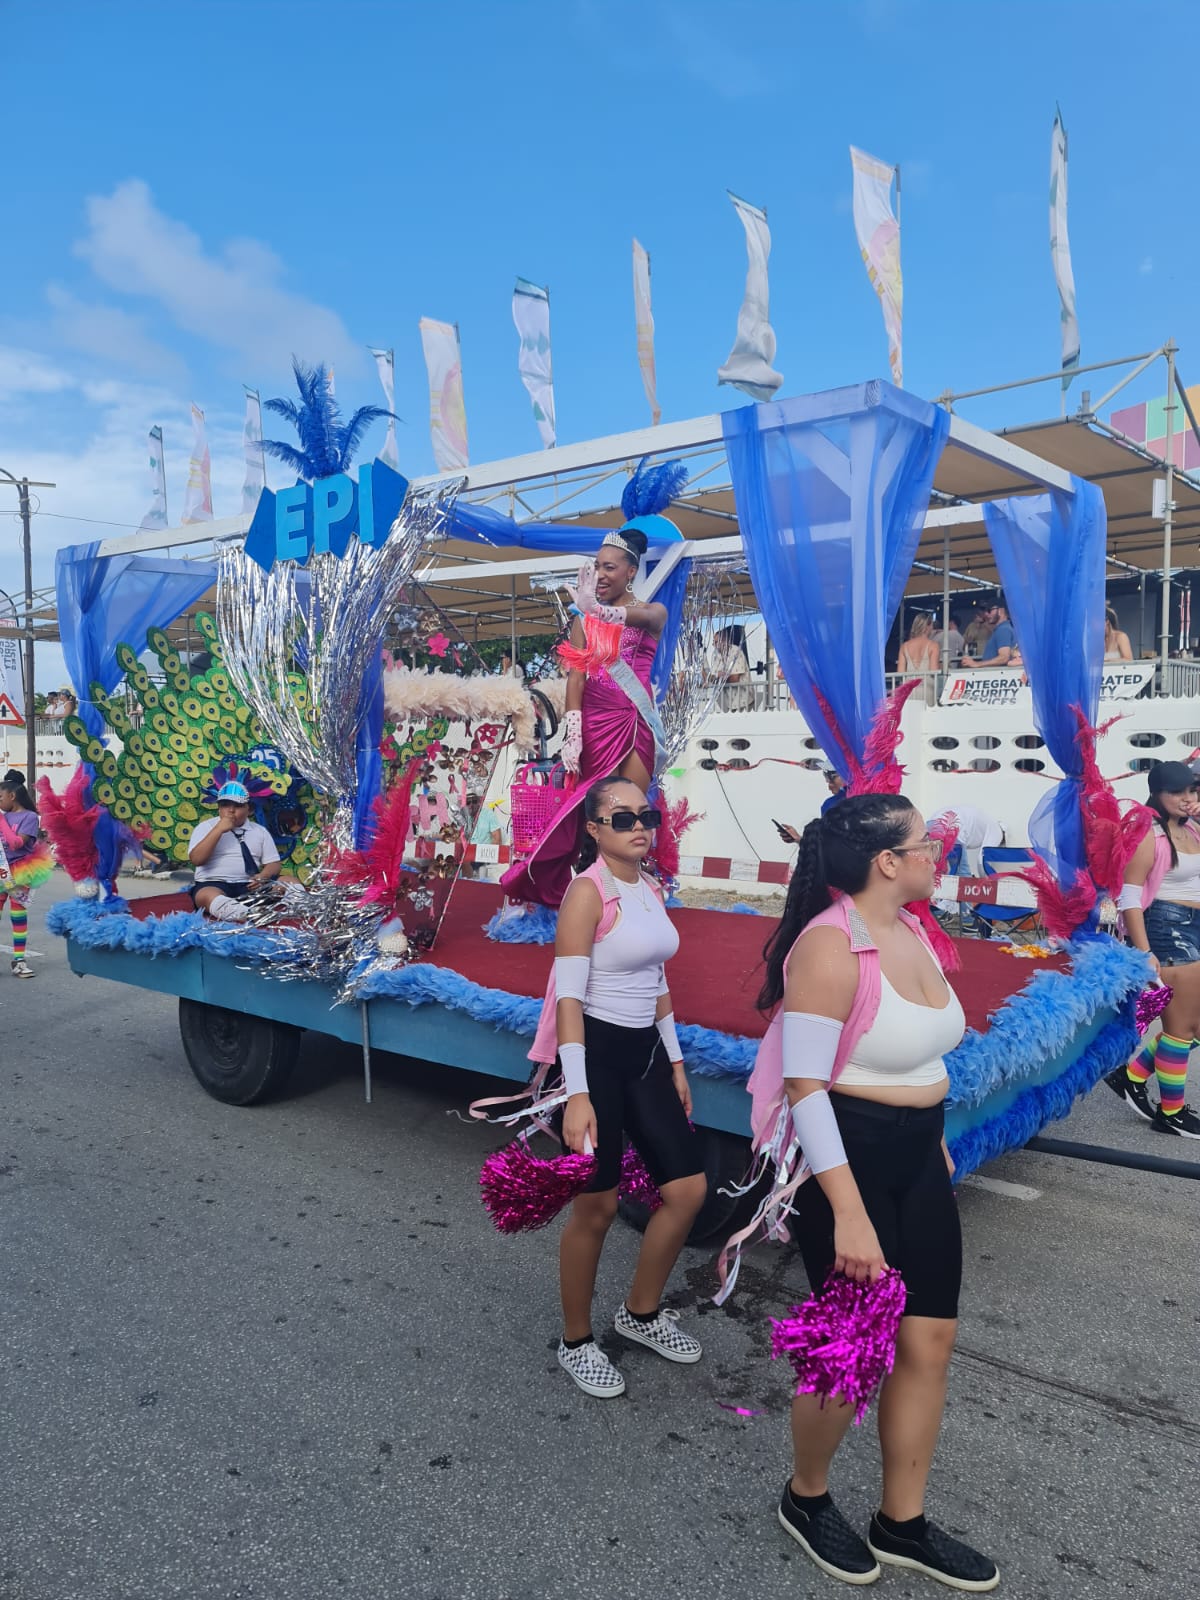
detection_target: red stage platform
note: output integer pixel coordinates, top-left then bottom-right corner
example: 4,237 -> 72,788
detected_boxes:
130,881 -> 1063,1039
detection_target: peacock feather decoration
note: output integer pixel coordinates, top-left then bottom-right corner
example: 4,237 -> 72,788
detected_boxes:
61,612 -> 319,875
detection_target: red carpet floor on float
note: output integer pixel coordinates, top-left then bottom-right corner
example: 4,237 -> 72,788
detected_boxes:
130,881 -> 1064,1039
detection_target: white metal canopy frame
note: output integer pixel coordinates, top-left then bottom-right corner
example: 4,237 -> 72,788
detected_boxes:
83,356 -> 1200,663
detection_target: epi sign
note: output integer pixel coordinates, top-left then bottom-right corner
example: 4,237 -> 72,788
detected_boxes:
243,458 -> 409,571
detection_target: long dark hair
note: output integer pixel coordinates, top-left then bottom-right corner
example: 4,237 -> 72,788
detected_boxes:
757,793 -> 916,1013
0,773 -> 37,813
575,771 -> 641,872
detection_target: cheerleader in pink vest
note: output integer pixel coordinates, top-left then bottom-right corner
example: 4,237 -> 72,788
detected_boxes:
727,793 -> 997,1592
529,772 -> 706,1400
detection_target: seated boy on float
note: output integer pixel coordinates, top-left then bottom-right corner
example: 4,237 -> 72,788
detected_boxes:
187,780 -> 281,922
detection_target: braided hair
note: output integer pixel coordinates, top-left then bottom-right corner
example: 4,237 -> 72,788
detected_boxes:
757,793 -> 917,1012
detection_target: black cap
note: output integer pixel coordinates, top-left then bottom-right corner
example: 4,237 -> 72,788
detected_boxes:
1147,760 -> 1197,794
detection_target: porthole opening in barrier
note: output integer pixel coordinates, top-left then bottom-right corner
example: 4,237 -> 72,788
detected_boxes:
930,736 -> 959,750
1128,758 -> 1155,773
970,735 -> 1001,750
1015,734 -> 1045,749
728,738 -> 751,750
1128,731 -> 1166,748
928,759 -> 958,773
803,737 -> 821,750
802,758 -> 825,771
699,738 -> 718,751
1182,731 -> 1200,747
726,758 -> 750,770
1014,758 -> 1046,773
699,758 -> 718,771
969,759 -> 1001,773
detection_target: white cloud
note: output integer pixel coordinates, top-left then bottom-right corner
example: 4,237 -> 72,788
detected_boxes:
46,284 -> 187,384
0,347 -> 74,396
74,179 -> 363,379
1139,255 -> 1154,275
664,8 -> 771,100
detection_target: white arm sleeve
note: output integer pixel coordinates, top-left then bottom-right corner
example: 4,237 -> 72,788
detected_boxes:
656,1011 -> 682,1063
558,1040 -> 588,1097
1118,882 -> 1145,912
554,955 -> 591,1003
790,1092 -> 848,1174
782,1012 -> 844,1084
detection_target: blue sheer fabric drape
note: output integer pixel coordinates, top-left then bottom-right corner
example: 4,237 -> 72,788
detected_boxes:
982,477 -> 1106,883
55,543 -> 217,883
723,382 -> 949,774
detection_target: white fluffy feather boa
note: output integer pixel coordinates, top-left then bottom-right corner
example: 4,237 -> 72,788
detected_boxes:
382,667 -> 548,754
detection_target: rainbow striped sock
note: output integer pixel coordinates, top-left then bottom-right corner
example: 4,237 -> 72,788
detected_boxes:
1127,1039 -> 1156,1084
1154,1032 -> 1191,1117
10,905 -> 27,959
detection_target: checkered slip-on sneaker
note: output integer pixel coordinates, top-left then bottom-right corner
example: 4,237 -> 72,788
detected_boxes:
613,1303 -> 702,1364
557,1339 -> 626,1398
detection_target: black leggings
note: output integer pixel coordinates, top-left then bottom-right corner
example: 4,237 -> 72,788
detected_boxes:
559,1013 -> 704,1194
791,1096 -> 962,1321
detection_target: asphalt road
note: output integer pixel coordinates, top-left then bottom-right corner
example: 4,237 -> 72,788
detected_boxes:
3,875 -> 1197,1600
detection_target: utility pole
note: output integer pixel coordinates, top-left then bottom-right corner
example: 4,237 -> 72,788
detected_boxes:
0,467 -> 56,790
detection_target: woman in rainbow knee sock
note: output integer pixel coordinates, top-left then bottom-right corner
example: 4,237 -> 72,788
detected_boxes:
0,772 -> 53,979
1108,760 -> 1200,1138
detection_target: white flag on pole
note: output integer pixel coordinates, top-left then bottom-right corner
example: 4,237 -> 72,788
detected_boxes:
512,279 -> 556,448
632,239 -> 661,426
139,424 -> 168,531
181,403 -> 213,523
241,388 -> 265,514
370,347 -> 400,469
717,192 -> 783,402
850,146 -> 904,388
418,318 -> 469,472
1050,107 -> 1079,391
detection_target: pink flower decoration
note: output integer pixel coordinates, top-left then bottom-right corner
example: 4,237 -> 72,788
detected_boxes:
427,632 -> 451,658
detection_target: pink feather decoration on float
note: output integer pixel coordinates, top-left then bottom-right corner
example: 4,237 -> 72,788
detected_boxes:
35,769 -> 100,883
649,795 -> 704,884
1071,708 -> 1153,898
479,1138 -> 597,1233
770,1268 -> 908,1424
327,758 -> 420,907
1008,857 -> 1097,942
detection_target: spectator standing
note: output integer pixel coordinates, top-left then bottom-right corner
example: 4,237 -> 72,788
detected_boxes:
962,603 -> 1015,668
1104,607 -> 1133,663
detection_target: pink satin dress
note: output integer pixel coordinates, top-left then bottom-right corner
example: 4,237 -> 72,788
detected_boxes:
500,625 -> 660,908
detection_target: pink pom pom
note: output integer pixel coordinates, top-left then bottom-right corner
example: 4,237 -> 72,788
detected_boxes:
479,1139 -> 597,1234
618,1144 -> 663,1212
770,1268 -> 907,1424
1135,983 -> 1173,1035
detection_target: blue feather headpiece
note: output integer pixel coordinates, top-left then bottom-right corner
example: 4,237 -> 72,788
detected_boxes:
602,457 -> 689,551
261,357 -> 398,481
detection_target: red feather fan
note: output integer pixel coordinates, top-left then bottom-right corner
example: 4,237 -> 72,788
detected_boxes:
1071,707 -> 1153,897
649,794 -> 704,882
36,768 -> 100,883
852,676 -> 923,795
328,759 -> 420,907
1010,856 -> 1097,942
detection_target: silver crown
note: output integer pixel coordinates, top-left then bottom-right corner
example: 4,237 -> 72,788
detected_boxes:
600,529 -> 636,555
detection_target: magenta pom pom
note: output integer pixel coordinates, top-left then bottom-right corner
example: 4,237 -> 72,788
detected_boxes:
770,1268 -> 907,1424
479,1138 -> 597,1234
1135,983 -> 1173,1035
618,1144 -> 663,1212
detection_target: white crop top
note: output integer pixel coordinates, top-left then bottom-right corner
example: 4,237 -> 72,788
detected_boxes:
1159,852 -> 1200,907
836,962 -> 965,1091
584,875 -> 680,1028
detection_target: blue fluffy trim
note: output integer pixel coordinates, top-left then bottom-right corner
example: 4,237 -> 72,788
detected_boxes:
47,896 -> 310,965
483,903 -> 559,944
948,1004 -> 1138,1179
944,936 -> 1150,1110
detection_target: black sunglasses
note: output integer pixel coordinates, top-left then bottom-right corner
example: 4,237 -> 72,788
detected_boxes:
596,807 -> 662,832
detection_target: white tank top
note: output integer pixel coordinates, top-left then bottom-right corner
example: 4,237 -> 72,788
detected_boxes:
1159,851 -> 1200,907
584,875 -> 680,1029
836,955 -> 965,1091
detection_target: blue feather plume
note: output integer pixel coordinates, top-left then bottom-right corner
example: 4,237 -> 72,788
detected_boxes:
620,457 -> 689,520
262,357 -> 399,481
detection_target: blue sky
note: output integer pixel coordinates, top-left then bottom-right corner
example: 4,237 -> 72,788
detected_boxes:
1,0 -> 1197,684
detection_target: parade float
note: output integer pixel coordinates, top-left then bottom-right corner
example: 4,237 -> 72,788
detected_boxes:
45,373 -> 1155,1238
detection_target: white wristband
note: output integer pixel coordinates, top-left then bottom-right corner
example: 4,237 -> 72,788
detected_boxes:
559,1040 -> 588,1097
656,1011 -> 682,1063
782,1012 -> 844,1084
554,954 -> 591,1002
1118,883 -> 1145,912
790,1091 -> 848,1175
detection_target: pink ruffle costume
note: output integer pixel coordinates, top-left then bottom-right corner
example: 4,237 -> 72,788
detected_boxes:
500,623 -> 660,909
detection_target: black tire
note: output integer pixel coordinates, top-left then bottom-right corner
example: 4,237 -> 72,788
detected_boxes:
618,1126 -> 762,1247
528,687 -> 559,742
177,998 -> 301,1105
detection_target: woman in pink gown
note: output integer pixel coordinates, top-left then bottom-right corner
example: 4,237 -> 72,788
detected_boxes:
501,524 -> 667,908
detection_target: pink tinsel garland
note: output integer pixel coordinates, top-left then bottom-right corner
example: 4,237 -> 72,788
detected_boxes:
479,1138 -> 597,1233
618,1144 -> 663,1212
770,1268 -> 907,1424
1135,983 -> 1172,1035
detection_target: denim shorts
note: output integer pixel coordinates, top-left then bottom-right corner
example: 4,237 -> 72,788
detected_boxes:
1144,900 -> 1200,967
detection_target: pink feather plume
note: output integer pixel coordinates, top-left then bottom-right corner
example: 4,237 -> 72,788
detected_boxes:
35,768 -> 100,883
328,759 -> 419,906
1071,707 -> 1153,897
1009,855 -> 1097,941
650,793 -> 704,882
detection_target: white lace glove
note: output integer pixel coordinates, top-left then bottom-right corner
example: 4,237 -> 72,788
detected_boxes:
569,562 -> 626,627
560,709 -> 583,775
